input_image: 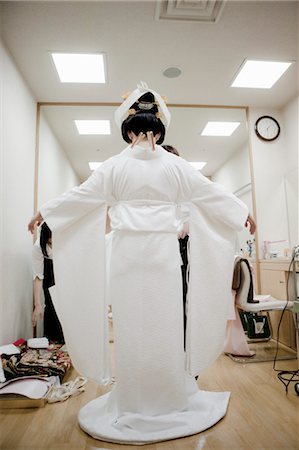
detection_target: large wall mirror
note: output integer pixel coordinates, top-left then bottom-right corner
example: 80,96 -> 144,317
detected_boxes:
36,103 -> 258,272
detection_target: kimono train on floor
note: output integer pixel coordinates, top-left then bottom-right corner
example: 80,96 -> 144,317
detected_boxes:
40,142 -> 248,444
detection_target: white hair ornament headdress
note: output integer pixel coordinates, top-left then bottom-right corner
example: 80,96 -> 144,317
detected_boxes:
114,81 -> 171,129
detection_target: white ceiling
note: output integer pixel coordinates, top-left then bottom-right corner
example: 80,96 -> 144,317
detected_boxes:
0,1 -> 297,180
1,1 -> 297,107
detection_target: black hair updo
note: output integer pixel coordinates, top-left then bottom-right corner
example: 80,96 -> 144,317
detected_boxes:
121,92 -> 165,145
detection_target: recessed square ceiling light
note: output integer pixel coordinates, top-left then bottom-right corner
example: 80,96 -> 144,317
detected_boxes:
89,162 -> 103,171
189,162 -> 207,170
231,60 -> 292,89
75,120 -> 111,135
201,122 -> 240,136
51,53 -> 106,83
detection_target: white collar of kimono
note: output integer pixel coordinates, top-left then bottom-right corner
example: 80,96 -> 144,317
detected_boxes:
114,81 -> 171,129
122,143 -> 164,158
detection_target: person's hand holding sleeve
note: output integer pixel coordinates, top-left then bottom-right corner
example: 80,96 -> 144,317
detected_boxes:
245,213 -> 256,234
28,212 -> 43,234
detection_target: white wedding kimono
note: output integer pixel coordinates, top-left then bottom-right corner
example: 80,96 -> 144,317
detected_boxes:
40,143 -> 248,444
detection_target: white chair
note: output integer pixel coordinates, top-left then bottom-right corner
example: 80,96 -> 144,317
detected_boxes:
235,260 -> 294,314
231,260 -> 296,362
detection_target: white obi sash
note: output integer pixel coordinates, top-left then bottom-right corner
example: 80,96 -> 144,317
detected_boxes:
109,200 -> 181,233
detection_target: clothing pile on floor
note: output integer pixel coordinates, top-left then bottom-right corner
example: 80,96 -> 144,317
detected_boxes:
1,339 -> 71,382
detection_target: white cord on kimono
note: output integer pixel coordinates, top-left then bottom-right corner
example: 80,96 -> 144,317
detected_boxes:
47,376 -> 87,403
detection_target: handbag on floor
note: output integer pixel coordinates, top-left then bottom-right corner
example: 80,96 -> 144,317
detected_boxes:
239,312 -> 271,339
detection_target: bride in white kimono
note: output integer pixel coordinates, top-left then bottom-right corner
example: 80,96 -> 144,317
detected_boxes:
28,83 -> 254,445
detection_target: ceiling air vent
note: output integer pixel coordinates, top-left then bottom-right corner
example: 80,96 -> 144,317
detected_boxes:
155,0 -> 225,23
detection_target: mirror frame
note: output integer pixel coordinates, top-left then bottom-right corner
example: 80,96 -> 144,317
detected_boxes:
34,102 -> 261,291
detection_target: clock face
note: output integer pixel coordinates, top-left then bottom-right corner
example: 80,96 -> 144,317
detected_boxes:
255,116 -> 280,141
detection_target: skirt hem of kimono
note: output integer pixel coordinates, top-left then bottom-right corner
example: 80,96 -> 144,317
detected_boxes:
78,389 -> 230,445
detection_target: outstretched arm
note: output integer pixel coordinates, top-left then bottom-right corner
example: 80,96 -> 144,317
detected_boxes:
177,157 -> 252,233
27,157 -> 115,235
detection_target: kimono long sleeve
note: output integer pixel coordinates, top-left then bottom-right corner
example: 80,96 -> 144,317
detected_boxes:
179,161 -> 248,376
39,161 -> 115,385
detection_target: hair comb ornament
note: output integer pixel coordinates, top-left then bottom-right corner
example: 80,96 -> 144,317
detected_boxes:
130,130 -> 156,152
115,81 -> 171,129
122,91 -> 131,100
137,101 -> 156,110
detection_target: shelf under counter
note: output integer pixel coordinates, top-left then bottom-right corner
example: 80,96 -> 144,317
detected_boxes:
258,258 -> 296,349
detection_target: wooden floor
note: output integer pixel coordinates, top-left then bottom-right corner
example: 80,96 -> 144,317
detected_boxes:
0,351 -> 298,450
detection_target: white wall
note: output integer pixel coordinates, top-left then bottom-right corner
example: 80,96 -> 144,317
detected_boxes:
0,36 -> 79,344
248,103 -> 298,257
212,142 -> 251,194
38,112 -> 80,206
0,36 -> 37,344
212,143 -> 253,255
281,96 -> 299,249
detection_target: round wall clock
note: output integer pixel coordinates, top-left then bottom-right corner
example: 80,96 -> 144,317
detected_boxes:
254,115 -> 280,141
